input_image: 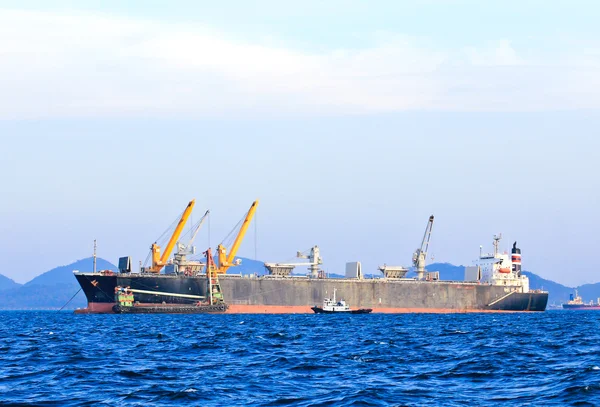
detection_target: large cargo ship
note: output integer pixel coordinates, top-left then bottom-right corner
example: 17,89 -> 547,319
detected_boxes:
562,290 -> 600,310
74,201 -> 548,314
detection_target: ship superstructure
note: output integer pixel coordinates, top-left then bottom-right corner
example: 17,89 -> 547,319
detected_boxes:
465,235 -> 530,293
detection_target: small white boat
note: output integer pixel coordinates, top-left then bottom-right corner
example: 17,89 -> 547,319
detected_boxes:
311,288 -> 372,314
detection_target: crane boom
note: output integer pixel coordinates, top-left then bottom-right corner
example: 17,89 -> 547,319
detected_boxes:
148,200 -> 196,273
413,215 -> 434,280
216,200 -> 259,274
175,209 -> 210,259
227,200 -> 258,265
161,200 -> 196,264
186,210 -> 209,249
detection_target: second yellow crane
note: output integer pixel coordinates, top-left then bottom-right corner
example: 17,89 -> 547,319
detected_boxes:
203,200 -> 259,275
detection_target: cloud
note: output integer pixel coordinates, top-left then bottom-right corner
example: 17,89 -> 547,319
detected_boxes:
0,9 -> 598,119
465,40 -> 522,66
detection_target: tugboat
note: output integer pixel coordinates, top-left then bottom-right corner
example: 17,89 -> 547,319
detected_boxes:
311,289 -> 372,314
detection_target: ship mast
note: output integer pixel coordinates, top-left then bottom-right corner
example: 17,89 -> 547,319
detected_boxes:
93,239 -> 97,274
493,234 -> 502,257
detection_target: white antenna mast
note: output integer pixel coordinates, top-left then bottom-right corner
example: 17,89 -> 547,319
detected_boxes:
493,233 -> 502,256
93,239 -> 97,273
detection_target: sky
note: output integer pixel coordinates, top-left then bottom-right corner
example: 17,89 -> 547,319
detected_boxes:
0,1 -> 599,286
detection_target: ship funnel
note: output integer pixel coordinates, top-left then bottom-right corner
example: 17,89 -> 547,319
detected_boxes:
511,242 -> 522,276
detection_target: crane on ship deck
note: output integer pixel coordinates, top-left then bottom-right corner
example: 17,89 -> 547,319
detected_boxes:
203,200 -> 258,305
206,200 -> 259,275
413,215 -> 434,280
144,199 -> 196,273
264,246 -> 324,277
169,209 -> 210,275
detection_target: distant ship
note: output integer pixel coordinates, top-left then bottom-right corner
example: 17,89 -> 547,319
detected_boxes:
73,200 -> 548,314
562,290 -> 600,310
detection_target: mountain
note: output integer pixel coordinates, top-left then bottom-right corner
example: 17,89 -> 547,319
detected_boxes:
25,258 -> 116,286
427,262 -> 466,281
573,283 -> 600,305
0,274 -> 21,291
521,271 -> 572,304
224,257 -> 267,275
1,257 -> 117,310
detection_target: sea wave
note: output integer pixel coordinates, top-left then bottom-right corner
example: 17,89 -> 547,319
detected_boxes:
0,311 -> 599,406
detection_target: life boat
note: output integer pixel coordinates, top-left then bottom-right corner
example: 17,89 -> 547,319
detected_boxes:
498,267 -> 511,273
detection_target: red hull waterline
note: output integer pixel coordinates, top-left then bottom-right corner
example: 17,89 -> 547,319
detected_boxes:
74,302 -> 115,314
75,303 -> 542,314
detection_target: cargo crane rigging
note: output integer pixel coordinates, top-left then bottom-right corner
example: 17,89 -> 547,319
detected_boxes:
264,246 -> 323,277
413,215 -> 434,280
169,209 -> 210,275
175,210 -> 210,258
145,200 -> 196,273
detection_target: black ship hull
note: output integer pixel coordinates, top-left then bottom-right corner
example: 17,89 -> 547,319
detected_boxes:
74,273 -> 210,313
74,273 -> 548,314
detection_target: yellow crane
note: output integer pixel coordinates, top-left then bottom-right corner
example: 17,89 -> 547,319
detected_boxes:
146,199 -> 196,273
214,200 -> 259,274
203,200 -> 258,305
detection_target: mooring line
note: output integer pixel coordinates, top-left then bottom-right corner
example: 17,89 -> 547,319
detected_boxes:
59,288 -> 82,311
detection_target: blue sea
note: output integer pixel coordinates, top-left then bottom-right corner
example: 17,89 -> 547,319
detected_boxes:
1,311 -> 599,406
